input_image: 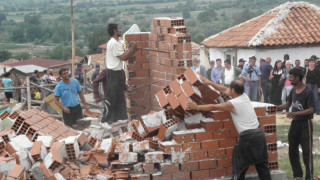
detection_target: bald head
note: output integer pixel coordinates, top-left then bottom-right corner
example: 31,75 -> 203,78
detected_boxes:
230,80 -> 244,95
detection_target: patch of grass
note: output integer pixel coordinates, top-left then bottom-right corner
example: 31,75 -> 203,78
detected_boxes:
0,44 -> 28,50
279,154 -> 320,179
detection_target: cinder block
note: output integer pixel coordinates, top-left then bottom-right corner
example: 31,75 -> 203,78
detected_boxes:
254,107 -> 266,116
145,151 -> 164,163
258,115 -> 276,125
119,152 -> 138,164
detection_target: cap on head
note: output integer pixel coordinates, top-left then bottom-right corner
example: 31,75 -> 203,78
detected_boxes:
260,58 -> 266,62
284,54 -> 289,59
239,58 -> 246,63
310,55 -> 319,61
209,60 -> 215,65
77,63 -> 83,68
95,64 -> 100,68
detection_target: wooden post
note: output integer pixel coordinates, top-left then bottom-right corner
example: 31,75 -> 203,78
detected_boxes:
71,0 -> 75,78
83,68 -> 87,94
26,76 -> 31,110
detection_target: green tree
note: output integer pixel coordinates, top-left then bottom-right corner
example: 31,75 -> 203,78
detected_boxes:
182,9 -> 191,19
0,13 -> 7,24
12,52 -> 30,61
11,26 -> 25,43
87,26 -> 109,54
232,8 -> 256,25
0,50 -> 12,62
49,46 -> 84,60
24,14 -> 41,25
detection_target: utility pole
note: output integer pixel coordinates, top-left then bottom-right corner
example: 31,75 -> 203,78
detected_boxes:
71,0 -> 75,78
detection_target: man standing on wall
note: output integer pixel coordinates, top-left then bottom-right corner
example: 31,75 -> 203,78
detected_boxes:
105,23 -> 139,123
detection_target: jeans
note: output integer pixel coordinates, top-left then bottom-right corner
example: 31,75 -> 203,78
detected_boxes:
306,84 -> 320,114
261,81 -> 271,103
244,81 -> 259,101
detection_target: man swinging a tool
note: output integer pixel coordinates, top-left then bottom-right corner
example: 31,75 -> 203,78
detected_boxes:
104,23 -> 139,123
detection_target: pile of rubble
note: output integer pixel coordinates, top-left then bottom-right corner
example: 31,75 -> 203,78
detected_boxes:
0,68 -> 278,179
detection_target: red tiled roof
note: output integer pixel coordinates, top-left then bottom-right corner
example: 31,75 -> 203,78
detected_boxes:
98,43 -> 107,49
202,2 -> 320,48
7,58 -> 68,68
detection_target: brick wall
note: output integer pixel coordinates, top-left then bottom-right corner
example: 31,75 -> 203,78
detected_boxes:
125,17 -> 193,120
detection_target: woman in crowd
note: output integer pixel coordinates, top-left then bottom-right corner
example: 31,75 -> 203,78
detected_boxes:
303,58 -> 320,115
269,60 -> 283,106
281,61 -> 293,112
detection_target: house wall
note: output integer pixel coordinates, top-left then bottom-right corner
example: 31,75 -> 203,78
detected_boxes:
208,46 -> 320,67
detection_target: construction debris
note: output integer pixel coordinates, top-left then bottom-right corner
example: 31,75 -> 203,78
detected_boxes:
0,65 -> 279,179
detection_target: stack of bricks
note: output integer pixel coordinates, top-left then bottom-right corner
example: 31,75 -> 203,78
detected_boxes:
10,108 -> 77,142
125,17 -> 193,120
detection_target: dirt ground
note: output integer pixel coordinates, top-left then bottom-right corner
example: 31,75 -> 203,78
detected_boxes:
276,113 -> 320,159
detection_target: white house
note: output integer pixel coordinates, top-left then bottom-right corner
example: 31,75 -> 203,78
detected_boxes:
201,1 -> 320,67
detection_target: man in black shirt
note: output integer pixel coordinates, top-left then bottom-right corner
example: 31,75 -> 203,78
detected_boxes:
282,54 -> 290,69
277,68 -> 314,180
207,60 -> 215,82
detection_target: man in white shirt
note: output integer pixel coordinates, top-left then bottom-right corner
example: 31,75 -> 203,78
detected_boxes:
186,78 -> 271,180
104,23 -> 139,123
220,59 -> 241,87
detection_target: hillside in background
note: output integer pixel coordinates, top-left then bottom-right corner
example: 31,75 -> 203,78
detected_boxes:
0,0 -> 319,60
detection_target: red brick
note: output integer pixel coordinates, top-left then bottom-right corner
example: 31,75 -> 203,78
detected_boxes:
209,111 -> 232,120
184,68 -> 202,87
195,131 -> 213,142
247,166 -> 257,173
258,115 -> 276,125
223,120 -> 236,130
219,138 -> 236,148
182,142 -> 201,152
131,174 -> 150,180
230,129 -> 239,138
226,166 -> 233,176
254,107 -> 266,116
135,70 -> 150,78
143,164 -> 155,174
189,151 -> 207,161
136,41 -> 149,48
155,90 -> 169,109
201,140 -> 219,150
181,80 -> 202,102
213,129 -> 231,139
217,158 -> 232,168
171,171 -> 190,180
208,149 -> 226,159
210,168 -> 227,179
185,123 -> 202,129
268,151 -> 278,162
172,132 -> 195,143
225,147 -> 234,158
191,170 -> 210,180
199,160 -> 217,170
169,80 -> 183,96
160,163 -> 179,174
140,33 -> 150,41
136,56 -> 149,63
180,161 -> 199,172
201,120 -> 224,131
159,143 -> 182,154
265,133 -> 277,143
152,173 -> 172,180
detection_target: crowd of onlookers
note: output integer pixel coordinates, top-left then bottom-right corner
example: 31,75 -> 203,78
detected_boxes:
194,54 -> 320,115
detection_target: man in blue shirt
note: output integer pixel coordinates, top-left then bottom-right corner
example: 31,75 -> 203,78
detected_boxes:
259,57 -> 273,103
242,56 -> 261,101
2,72 -> 13,102
211,58 -> 224,83
54,68 -> 89,127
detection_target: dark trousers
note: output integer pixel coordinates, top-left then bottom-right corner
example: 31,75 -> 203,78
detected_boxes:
105,69 -> 127,123
236,162 -> 271,180
289,120 -> 313,180
5,92 -> 13,102
261,81 -> 271,103
62,104 -> 83,127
